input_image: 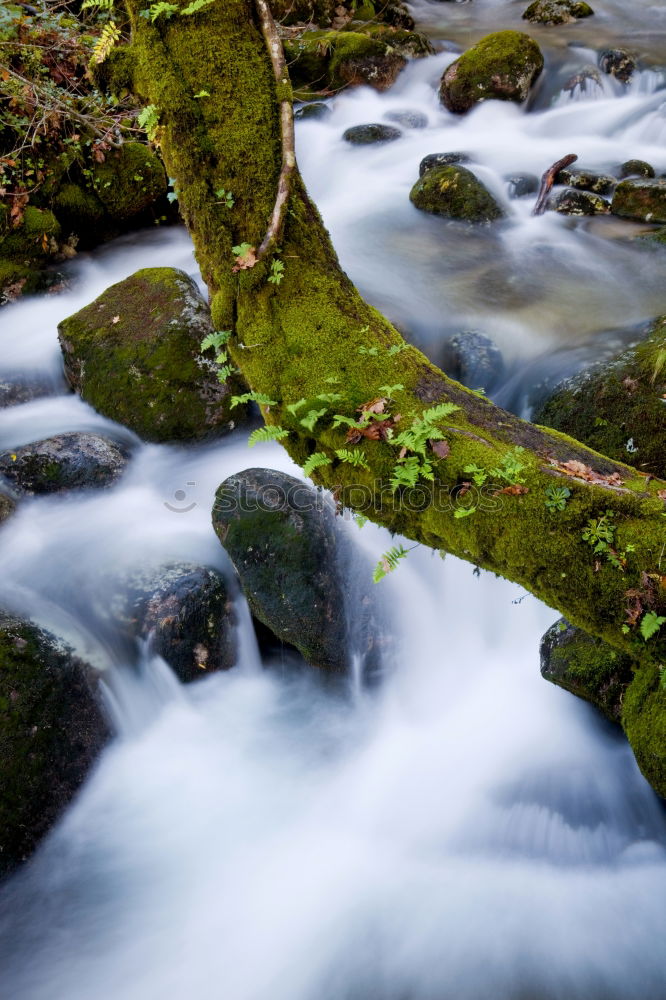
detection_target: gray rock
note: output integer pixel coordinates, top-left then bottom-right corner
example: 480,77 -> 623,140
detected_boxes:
506,173 -> 539,198
523,0 -> 594,25
0,490 -> 15,524
551,188 -> 610,215
555,168 -> 616,195
295,102 -> 331,121
0,611 -> 109,877
110,562 -> 237,683
0,432 -> 130,494
0,377 -> 55,408
440,330 -> 505,390
599,49 -> 636,84
618,159 -> 656,180
343,124 -> 402,145
419,151 -> 471,178
612,177 -> 666,222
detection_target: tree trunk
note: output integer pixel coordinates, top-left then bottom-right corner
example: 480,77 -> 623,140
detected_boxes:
121,0 -> 666,675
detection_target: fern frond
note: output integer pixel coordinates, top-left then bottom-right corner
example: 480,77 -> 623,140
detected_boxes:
230,391 -> 277,409
216,364 -> 236,383
200,330 -> 231,353
373,545 -> 410,583
181,0 -> 215,13
316,392 -> 343,403
335,448 -> 370,470
421,403 -> 460,424
92,20 -> 120,63
248,426 -> 289,447
300,407 -> 328,432
302,452 -> 333,478
286,398 -> 307,416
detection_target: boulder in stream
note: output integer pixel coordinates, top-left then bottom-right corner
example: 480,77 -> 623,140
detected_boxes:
410,165 -> 504,222
612,178 -> 666,223
439,31 -> 544,114
534,315 -> 666,478
439,330 -> 505,391
343,123 -> 402,145
555,168 -> 616,195
0,433 -> 130,494
550,188 -> 610,216
419,151 -> 471,177
212,468 -> 381,675
110,562 -> 237,683
58,267 -> 246,443
599,49 -> 636,84
0,490 -> 15,524
522,0 -> 594,25
0,611 -> 109,877
618,159 -> 656,180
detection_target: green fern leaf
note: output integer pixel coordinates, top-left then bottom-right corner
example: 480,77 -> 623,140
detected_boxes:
248,426 -> 289,447
302,452 -> 333,478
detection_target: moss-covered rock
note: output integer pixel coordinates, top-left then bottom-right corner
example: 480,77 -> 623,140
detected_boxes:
555,168 -> 616,195
0,205 -> 61,268
535,316 -> 666,478
541,618 -> 666,797
523,0 -> 594,25
0,611 -> 109,877
58,267 -> 246,443
439,31 -> 544,114
541,617 -> 635,723
90,142 -> 167,222
213,468 -> 350,673
53,182 -> 106,230
0,433 -> 130,494
419,151 -> 471,177
270,0 -> 414,29
619,159 -> 656,180
284,25 -> 432,93
409,165 -> 505,222
623,663 -> 666,799
612,178 -> 666,223
550,188 -> 610,216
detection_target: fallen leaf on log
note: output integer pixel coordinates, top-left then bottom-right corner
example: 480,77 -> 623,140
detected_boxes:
549,459 -> 624,487
496,484 -> 529,496
430,439 -> 450,459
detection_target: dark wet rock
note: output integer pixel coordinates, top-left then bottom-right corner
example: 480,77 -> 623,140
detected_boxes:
0,611 -> 109,878
0,490 -> 15,524
0,433 -> 129,495
0,376 -> 55,408
440,330 -> 505,391
618,159 -> 656,180
612,177 -> 666,222
555,168 -> 616,195
385,109 -> 428,129
213,469 -> 347,673
410,165 -> 504,222
535,315 -> 666,478
343,123 -> 402,144
550,188 -> 610,216
506,173 -> 539,198
110,563 -> 237,684
58,267 -> 246,443
523,0 -> 594,24
89,142 -> 167,223
541,618 -> 634,724
419,151 -> 471,177
294,102 -> 331,120
439,31 -> 544,114
599,48 -> 636,84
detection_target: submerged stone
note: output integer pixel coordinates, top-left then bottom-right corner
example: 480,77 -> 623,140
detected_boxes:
612,178 -> 666,223
343,123 -> 402,144
294,102 -> 332,120
439,330 -> 505,391
506,173 -> 539,198
57,267 -> 245,443
439,30 -> 544,114
409,165 -> 504,222
0,433 -> 130,494
522,0 -> 594,25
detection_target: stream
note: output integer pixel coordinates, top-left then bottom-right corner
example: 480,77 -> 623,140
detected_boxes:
1,2 -> 666,997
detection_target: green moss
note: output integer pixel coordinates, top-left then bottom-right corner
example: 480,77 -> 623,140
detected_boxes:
0,492 -> 15,523
53,182 -> 106,228
612,178 -> 666,223
409,165 -> 505,222
622,663 -> 666,798
523,0 -> 594,25
439,30 -> 544,114
0,207 -> 60,265
91,141 -> 167,221
535,316 -> 666,478
58,267 -> 243,442
90,44 -> 137,97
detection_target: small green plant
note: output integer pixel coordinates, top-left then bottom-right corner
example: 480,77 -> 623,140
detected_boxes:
92,20 -> 120,62
463,464 -> 488,488
545,486 -> 571,513
316,392 -> 343,404
358,345 -> 379,357
286,398 -> 307,416
146,2 -> 179,22
214,188 -> 234,208
354,513 -> 369,529
181,0 -> 215,13
193,89 -> 211,99
454,506 -> 477,519
639,611 -> 666,642
390,456 -> 426,492
335,448 -> 370,470
248,426 -> 289,447
216,365 -> 236,383
373,544 -> 415,583
302,452 -> 332,478
267,259 -> 285,285
491,447 -> 526,485
378,384 -> 404,396
200,330 -> 231,353
387,343 -> 408,357
300,408 -> 328,432
137,104 -> 160,142
229,391 -> 277,409
581,510 -> 633,570
232,242 -> 253,260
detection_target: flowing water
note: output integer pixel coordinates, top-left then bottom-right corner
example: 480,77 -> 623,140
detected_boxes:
1,3 -> 666,998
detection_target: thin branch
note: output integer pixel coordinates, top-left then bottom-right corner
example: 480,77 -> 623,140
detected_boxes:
533,153 -> 578,216
254,0 -> 296,261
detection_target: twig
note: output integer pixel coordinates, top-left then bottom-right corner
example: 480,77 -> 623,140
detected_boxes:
254,0 -> 296,261
533,153 -> 578,216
